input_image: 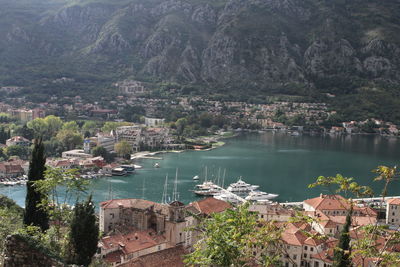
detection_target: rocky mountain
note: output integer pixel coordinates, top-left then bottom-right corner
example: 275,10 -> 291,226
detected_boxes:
1,0 -> 400,103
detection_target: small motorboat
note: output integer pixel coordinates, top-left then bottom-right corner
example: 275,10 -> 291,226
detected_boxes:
154,162 -> 160,168
193,175 -> 199,180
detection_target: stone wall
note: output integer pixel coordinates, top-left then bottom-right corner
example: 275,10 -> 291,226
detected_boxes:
3,235 -> 65,267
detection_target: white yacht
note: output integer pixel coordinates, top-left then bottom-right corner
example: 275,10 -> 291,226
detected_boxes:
193,181 -> 222,196
226,177 -> 259,194
245,191 -> 278,202
195,181 -> 217,189
213,192 -> 242,204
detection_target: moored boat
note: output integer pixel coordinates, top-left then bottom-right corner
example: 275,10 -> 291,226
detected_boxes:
226,177 -> 259,194
245,190 -> 278,202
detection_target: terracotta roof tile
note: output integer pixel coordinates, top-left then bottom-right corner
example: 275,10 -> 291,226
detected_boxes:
101,230 -> 167,263
387,198 -> 400,205
189,197 -> 231,216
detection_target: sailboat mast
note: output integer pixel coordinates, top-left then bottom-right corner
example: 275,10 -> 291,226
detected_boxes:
222,168 -> 226,188
172,168 -> 179,201
161,174 -> 169,204
141,178 -> 145,199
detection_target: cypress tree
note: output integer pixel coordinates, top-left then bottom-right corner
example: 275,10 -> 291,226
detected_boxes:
23,138 -> 49,231
69,195 -> 99,266
333,207 -> 352,267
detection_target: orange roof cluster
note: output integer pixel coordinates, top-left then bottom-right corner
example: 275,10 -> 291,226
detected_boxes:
101,230 -> 167,264
188,197 -> 231,216
304,195 -> 378,216
281,223 -> 325,246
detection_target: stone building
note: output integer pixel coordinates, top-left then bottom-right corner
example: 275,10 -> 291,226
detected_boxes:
386,198 -> 400,227
98,197 -> 231,266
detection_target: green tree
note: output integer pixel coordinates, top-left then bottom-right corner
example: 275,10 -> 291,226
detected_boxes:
27,118 -> 47,138
185,203 -> 283,266
92,146 -> 114,163
35,167 -> 89,242
56,129 -> 83,150
61,121 -> 80,132
82,121 -> 98,136
175,118 -> 187,136
6,144 -> 29,159
12,124 -> 34,140
44,115 -> 63,137
333,207 -> 352,267
68,195 -> 99,266
114,140 -> 132,157
24,138 -> 49,232
101,121 -> 132,133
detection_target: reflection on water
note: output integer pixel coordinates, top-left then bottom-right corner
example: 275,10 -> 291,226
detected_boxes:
1,132 -> 400,207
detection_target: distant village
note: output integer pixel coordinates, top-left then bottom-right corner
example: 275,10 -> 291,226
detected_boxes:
0,80 -> 399,137
95,193 -> 400,266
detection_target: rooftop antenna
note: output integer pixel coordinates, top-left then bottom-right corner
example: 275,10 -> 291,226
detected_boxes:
161,173 -> 169,204
172,168 -> 179,201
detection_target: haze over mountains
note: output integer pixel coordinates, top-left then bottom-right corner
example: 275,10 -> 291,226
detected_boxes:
1,0 -> 400,121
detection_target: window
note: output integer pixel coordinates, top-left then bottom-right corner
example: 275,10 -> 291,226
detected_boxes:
392,219 -> 395,222
293,255 -> 297,260
304,246 -> 308,250
314,262 -> 319,267
303,253 -> 307,258
310,247 -> 314,252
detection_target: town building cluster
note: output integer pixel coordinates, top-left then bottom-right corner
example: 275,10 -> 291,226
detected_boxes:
97,194 -> 400,267
0,82 -> 399,136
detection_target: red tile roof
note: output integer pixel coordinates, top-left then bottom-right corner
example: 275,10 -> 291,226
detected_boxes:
387,198 -> 400,205
304,194 -> 350,210
119,246 -> 185,267
189,197 -> 231,216
101,230 -> 167,263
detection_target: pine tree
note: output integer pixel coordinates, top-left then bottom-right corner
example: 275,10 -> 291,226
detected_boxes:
333,207 -> 352,267
23,138 -> 49,231
69,195 -> 99,266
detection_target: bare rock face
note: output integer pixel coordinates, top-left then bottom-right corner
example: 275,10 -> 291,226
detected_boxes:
1,0 -> 400,91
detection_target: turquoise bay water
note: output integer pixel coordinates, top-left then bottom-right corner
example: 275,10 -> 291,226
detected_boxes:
1,132 -> 400,207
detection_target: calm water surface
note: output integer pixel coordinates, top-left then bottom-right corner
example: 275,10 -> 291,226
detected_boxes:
2,132 -> 400,207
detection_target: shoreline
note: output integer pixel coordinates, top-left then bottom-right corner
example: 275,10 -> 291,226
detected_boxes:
130,131 -> 239,161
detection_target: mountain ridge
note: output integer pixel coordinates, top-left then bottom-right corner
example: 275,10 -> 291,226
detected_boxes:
1,0 -> 400,120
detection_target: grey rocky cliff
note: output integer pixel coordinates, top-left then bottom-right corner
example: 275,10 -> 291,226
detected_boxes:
1,0 -> 400,91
